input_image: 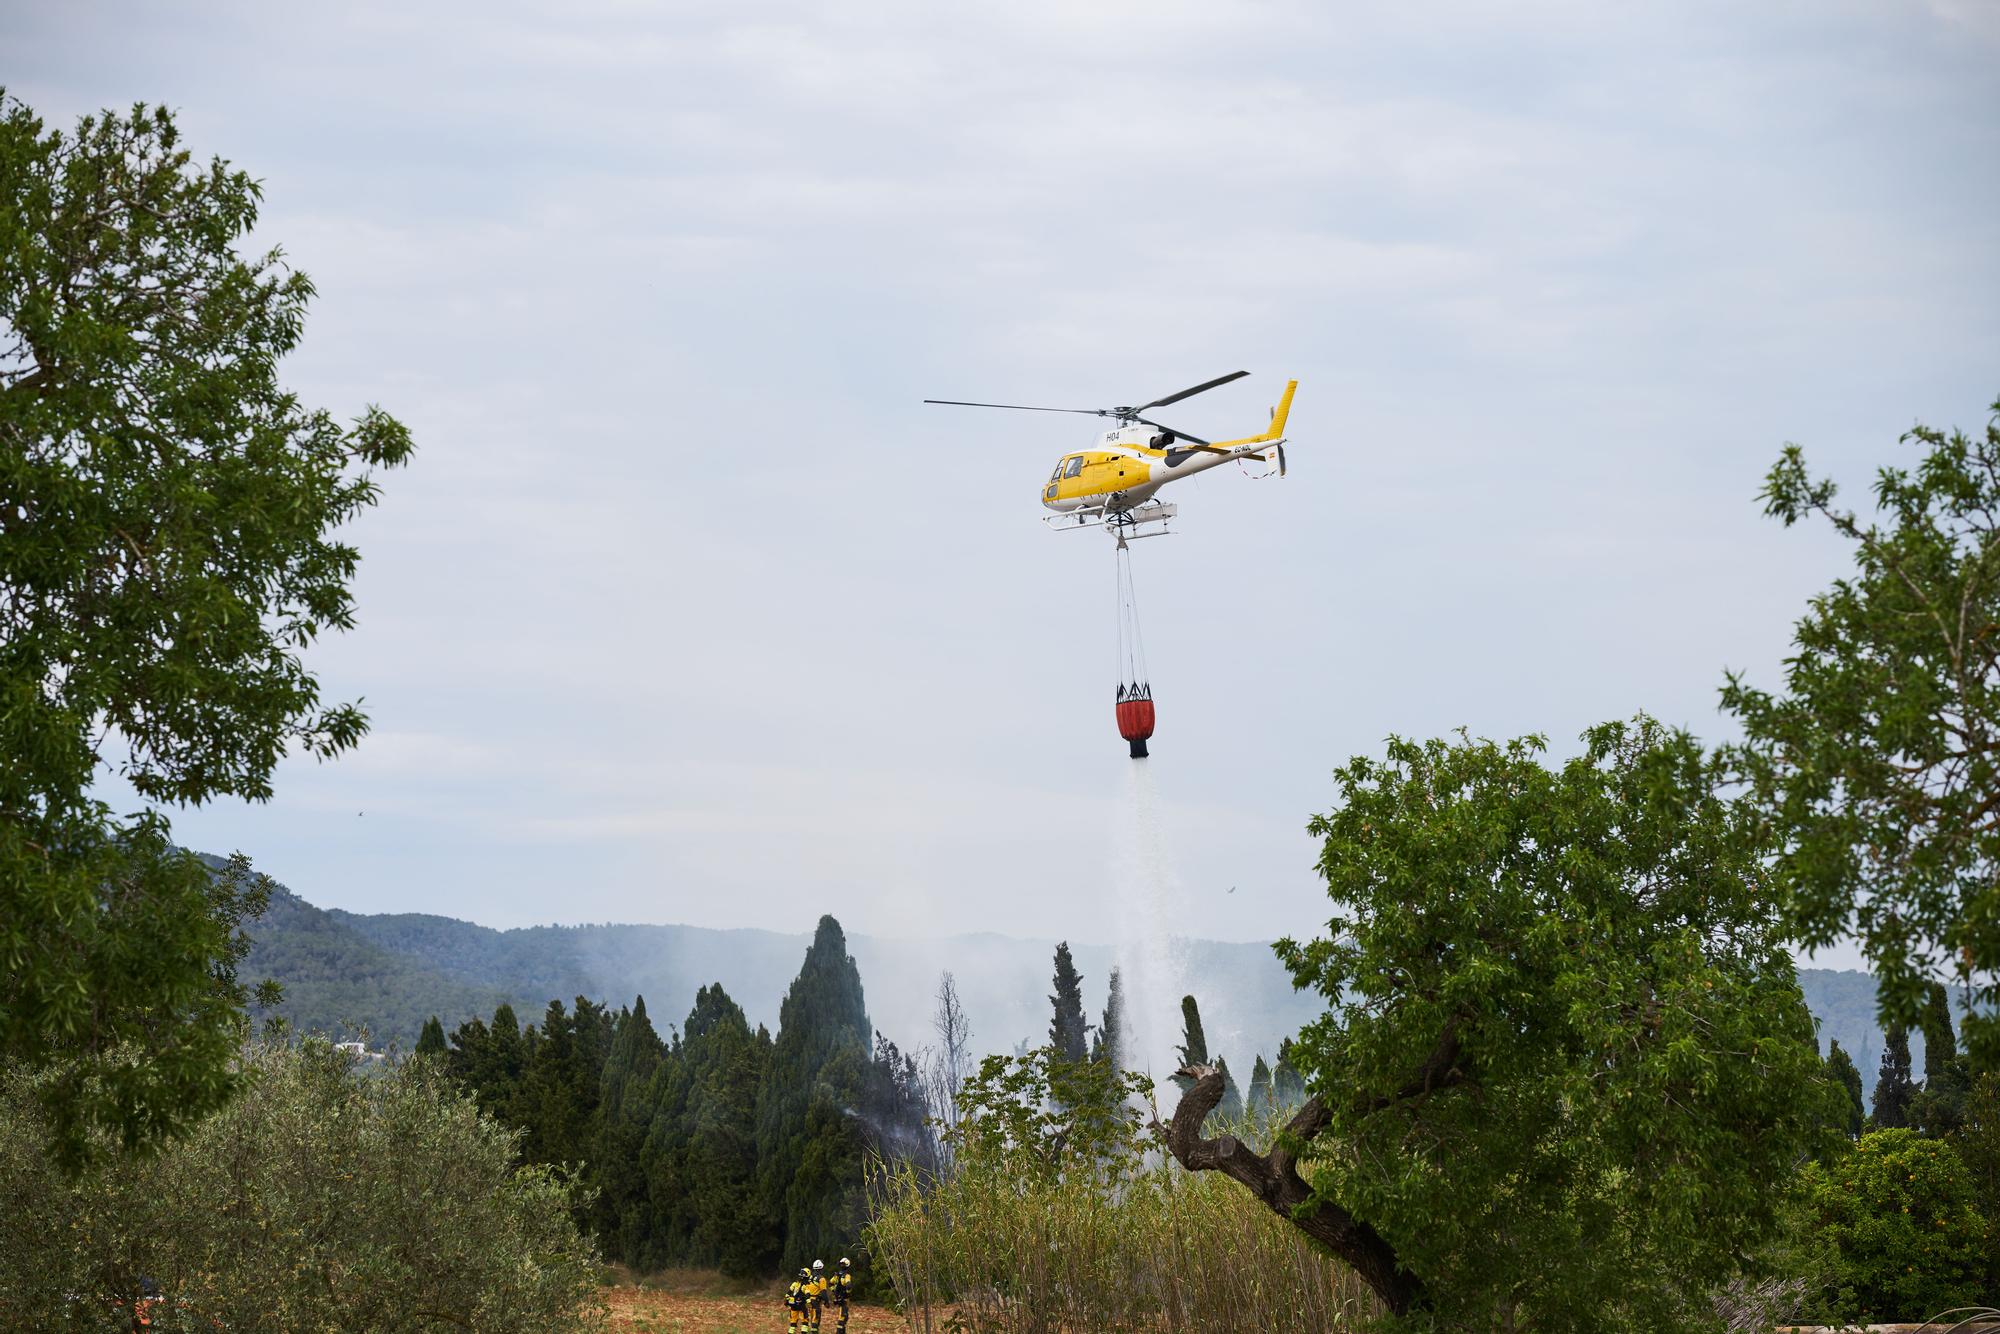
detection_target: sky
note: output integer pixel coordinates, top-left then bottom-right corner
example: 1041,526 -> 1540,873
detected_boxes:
8,0 -> 1999,958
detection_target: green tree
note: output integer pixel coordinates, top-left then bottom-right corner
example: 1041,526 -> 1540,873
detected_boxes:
1797,1128 -> 1989,1322
1952,1071 -> 2000,1292
1873,1024 -> 1915,1130
0,94 -> 411,1166
416,1015 -> 448,1058
1721,400 -> 2000,1063
1163,721 -> 1837,1328
1091,965 -> 1125,1072
1173,994 -> 1209,1095
1273,1041 -> 1306,1112
756,915 -> 872,1272
1247,1054 -> 1273,1118
1048,941 -> 1088,1067
1826,1039 -> 1865,1139
1912,981 -> 1971,1138
0,1040 -> 603,1330
1215,1056 -> 1243,1123
591,998 -> 666,1262
630,986 -> 773,1274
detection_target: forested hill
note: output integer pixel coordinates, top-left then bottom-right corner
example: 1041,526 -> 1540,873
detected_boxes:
240,865 -> 1913,1076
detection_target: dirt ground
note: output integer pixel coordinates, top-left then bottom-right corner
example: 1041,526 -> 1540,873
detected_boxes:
605,1285 -> 910,1334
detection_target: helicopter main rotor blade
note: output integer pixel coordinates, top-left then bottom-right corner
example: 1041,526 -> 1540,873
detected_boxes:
1133,416 -> 1211,446
923,399 -> 1109,416
1131,370 -> 1249,414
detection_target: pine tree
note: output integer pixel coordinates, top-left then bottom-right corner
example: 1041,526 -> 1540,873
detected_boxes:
1048,941 -> 1088,1066
1873,1023 -> 1916,1129
415,1016 -> 446,1058
1247,1054 -> 1273,1118
756,915 -> 872,1272
1172,994 -> 1210,1093
1091,966 -> 1126,1073
1826,1039 -> 1865,1138
860,1032 -> 937,1172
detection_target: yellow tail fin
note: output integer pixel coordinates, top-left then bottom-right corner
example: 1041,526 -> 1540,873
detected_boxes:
1212,379 -> 1297,449
1262,379 -> 1297,440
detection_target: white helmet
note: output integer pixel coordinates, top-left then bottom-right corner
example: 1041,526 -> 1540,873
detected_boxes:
839,1257 -> 851,1269
812,1259 -> 824,1272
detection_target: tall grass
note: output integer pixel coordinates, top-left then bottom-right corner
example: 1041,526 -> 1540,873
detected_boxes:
865,1051 -> 1376,1333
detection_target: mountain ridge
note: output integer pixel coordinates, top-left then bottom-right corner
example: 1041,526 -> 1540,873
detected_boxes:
239,865 -> 1923,1083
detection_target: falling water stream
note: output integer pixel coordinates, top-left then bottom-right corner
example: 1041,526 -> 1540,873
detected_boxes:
1108,758 -> 1189,1085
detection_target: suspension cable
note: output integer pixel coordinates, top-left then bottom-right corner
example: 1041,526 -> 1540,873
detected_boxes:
1115,541 -> 1149,694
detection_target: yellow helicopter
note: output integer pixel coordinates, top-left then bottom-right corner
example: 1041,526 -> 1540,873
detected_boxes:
926,370 -> 1296,537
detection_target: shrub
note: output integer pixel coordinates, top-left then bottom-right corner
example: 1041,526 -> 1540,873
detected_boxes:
1796,1127 -> 1989,1323
865,1048 -> 1376,1332
0,1039 -> 606,1331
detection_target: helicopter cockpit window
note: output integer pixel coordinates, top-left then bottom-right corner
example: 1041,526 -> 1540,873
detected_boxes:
1063,456 -> 1085,478
1050,461 -> 1066,482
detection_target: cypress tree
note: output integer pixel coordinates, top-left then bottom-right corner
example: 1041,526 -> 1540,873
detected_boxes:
1921,980 -> 1960,1083
1091,966 -> 1126,1072
517,999 -> 584,1166
1172,994 -> 1209,1093
1247,1054 -> 1273,1118
1826,1039 -> 1865,1138
594,998 -> 666,1261
755,915 -> 872,1272
1913,980 -> 1971,1136
415,1015 -> 446,1058
1273,1038 -> 1306,1111
1872,1023 -> 1915,1129
1216,1055 -> 1244,1122
1273,1058 -> 1306,1110
1048,941 -> 1088,1066
679,984 -> 771,1276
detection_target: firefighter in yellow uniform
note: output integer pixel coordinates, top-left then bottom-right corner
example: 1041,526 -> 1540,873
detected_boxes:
829,1257 -> 854,1333
805,1259 -> 829,1332
785,1267 -> 812,1332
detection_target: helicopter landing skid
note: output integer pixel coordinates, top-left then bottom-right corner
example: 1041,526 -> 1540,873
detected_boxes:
1043,501 -> 1177,541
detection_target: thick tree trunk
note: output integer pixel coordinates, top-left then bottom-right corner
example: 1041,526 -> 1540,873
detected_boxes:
1159,1064 -> 1424,1317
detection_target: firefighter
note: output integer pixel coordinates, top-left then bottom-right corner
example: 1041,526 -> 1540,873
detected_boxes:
829,1257 -> 854,1333
806,1259 -> 828,1332
785,1267 -> 811,1332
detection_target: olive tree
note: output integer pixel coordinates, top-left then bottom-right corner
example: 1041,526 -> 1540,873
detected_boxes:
1721,398 -> 2000,1064
0,92 -> 411,1164
0,1041 -> 606,1330
1164,720 -> 1838,1333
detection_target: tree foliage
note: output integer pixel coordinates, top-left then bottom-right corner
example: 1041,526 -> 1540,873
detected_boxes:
1826,1040 -> 1865,1139
0,93 -> 411,1164
1796,1128 -> 1990,1323
757,914 -> 873,1272
1047,940 -> 1088,1067
1873,1025 -> 1916,1130
1721,400 -> 2000,1062
0,1040 -> 603,1330
1090,965 -> 1125,1073
440,919 -> 930,1283
1168,720 -> 1838,1331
